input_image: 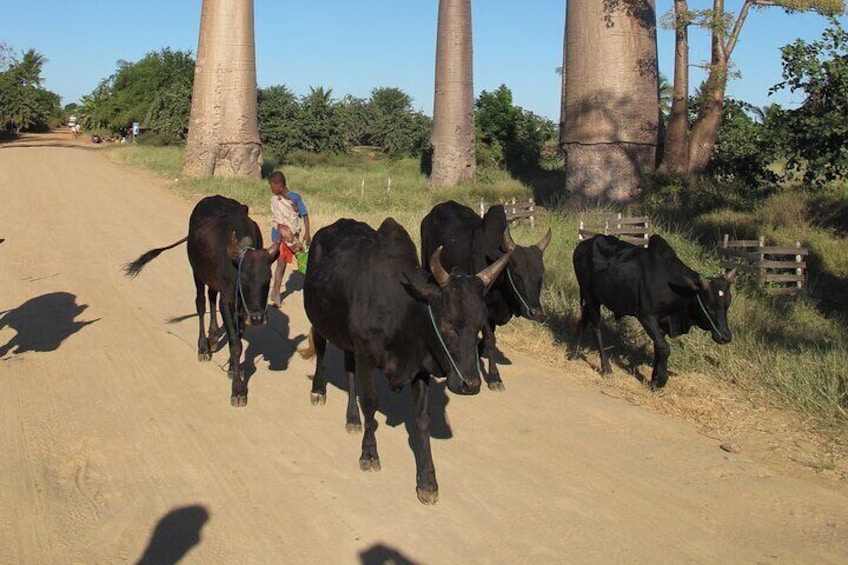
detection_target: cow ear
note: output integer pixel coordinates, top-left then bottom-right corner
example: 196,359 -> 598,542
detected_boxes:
227,232 -> 253,261
698,277 -> 710,291
724,268 -> 738,284
401,270 -> 438,303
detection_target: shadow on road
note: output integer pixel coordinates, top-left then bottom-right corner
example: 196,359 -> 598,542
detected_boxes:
0,291 -> 100,358
136,504 -> 209,565
359,543 -> 420,565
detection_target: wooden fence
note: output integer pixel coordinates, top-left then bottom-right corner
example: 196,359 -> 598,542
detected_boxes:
718,234 -> 808,295
479,197 -> 538,227
577,212 -> 650,247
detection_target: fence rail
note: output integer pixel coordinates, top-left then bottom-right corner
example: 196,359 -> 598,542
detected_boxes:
479,197 -> 539,227
718,234 -> 808,295
578,212 -> 649,247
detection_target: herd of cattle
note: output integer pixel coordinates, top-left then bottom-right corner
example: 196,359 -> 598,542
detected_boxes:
124,194 -> 736,504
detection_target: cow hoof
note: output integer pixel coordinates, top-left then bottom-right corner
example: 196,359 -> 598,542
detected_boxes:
416,488 -> 439,505
487,380 -> 505,392
359,457 -> 381,472
346,422 -> 362,434
198,352 -> 212,362
230,395 -> 247,407
310,392 -> 326,406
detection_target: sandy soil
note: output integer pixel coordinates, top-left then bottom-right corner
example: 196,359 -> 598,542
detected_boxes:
1,131 -> 847,564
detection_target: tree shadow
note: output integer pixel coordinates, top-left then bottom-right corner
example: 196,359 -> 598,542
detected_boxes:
136,504 -> 209,565
359,543 -> 420,565
0,292 -> 100,358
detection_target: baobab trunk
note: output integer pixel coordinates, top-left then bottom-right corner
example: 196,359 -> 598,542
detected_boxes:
659,0 -> 691,177
182,0 -> 262,179
562,0 -> 659,202
430,0 -> 475,189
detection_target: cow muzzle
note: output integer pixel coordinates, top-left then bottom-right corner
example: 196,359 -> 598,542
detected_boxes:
446,371 -> 481,395
245,311 -> 268,327
712,329 -> 732,345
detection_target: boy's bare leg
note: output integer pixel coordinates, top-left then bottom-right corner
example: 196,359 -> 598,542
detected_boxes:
271,259 -> 286,307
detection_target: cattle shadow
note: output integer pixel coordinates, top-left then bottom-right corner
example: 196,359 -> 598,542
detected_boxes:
0,292 -> 100,358
359,543 -> 420,565
279,270 -> 305,302
242,306 -> 306,379
135,504 -> 209,565
312,343 -> 453,441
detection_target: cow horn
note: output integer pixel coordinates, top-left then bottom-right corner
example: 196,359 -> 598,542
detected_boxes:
536,228 -> 552,252
265,240 -> 281,261
477,251 -> 511,288
430,246 -> 450,288
503,228 -> 516,253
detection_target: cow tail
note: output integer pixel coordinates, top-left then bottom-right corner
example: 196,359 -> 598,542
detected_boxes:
122,237 -> 188,279
298,328 -> 317,360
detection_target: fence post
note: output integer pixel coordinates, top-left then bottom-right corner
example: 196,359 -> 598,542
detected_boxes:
795,241 -> 803,293
479,197 -> 485,217
758,236 -> 766,286
722,233 -> 729,249
529,197 -> 535,229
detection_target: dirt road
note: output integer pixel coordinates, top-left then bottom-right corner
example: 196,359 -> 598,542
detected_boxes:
2,132 -> 847,564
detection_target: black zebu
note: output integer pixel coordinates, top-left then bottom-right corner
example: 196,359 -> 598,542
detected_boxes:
300,217 -> 510,504
124,195 -> 279,406
572,234 -> 736,389
420,201 -> 551,391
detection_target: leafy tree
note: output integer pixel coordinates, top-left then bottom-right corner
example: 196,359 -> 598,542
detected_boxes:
81,49 -> 194,137
0,48 -> 60,132
771,17 -> 848,184
299,86 -> 347,153
475,85 -> 556,174
659,0 -> 845,182
258,84 -> 304,160
365,87 -> 430,156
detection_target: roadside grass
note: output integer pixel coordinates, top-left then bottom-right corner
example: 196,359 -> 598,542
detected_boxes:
107,145 -> 848,429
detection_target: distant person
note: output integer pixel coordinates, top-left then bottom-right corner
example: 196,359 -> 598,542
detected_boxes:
268,170 -> 311,307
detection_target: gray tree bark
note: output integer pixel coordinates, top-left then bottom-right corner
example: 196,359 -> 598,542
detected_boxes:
182,0 -> 262,179
430,0 -> 475,189
562,0 -> 659,203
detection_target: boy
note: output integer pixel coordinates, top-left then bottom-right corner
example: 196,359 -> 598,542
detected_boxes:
268,170 -> 311,307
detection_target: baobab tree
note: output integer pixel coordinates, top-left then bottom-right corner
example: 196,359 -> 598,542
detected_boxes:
561,0 -> 660,202
182,0 -> 261,178
430,0 -> 476,189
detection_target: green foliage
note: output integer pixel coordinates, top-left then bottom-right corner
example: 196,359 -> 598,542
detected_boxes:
0,48 -> 61,132
771,18 -> 848,184
474,84 -> 557,175
80,49 -> 194,138
257,84 -> 432,162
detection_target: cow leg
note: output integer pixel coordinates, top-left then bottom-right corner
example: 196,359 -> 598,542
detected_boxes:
411,372 -> 439,505
309,330 -> 328,405
207,287 -> 219,350
640,317 -> 671,390
221,302 -> 247,407
195,277 -> 212,362
580,297 -> 611,374
356,353 -> 381,472
481,321 -> 504,391
344,351 -> 362,433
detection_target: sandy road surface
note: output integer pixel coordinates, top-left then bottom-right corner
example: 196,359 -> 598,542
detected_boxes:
1,132 -> 847,564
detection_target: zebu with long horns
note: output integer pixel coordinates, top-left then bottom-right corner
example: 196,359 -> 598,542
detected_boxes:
300,217 -> 511,505
420,201 -> 551,391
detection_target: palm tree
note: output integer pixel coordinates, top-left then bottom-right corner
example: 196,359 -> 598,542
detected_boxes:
430,0 -> 475,189
182,0 -> 261,178
561,0 -> 659,202
17,49 -> 46,87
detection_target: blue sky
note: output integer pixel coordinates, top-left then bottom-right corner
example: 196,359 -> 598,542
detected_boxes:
2,1 -> 845,121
